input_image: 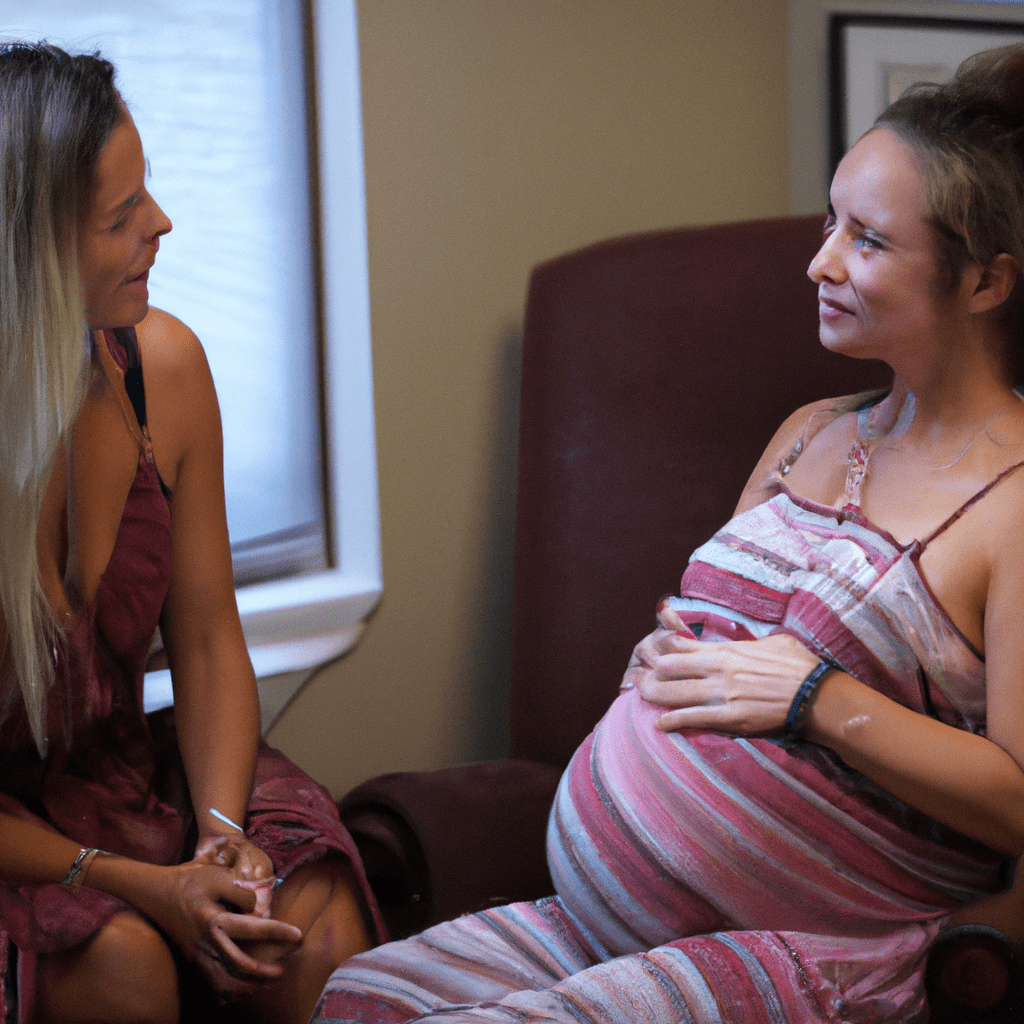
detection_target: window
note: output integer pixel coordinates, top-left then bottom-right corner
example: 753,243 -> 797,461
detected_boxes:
3,0 -> 382,708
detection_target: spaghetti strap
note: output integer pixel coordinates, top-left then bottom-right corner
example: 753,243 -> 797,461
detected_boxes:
101,326 -> 172,500
112,326 -> 148,433
921,458 -> 1024,547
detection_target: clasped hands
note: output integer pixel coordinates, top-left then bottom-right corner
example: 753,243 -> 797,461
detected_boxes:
157,831 -> 299,997
625,601 -> 822,737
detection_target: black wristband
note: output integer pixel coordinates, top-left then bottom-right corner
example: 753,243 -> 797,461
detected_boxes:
784,659 -> 837,739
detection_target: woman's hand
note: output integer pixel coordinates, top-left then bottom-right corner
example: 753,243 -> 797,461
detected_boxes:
136,859 -> 301,996
620,600 -> 697,692
194,831 -> 273,880
193,832 -> 277,917
629,603 -> 821,735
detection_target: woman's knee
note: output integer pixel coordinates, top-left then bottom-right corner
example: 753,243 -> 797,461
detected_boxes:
35,911 -> 179,1024
229,861 -> 375,1024
274,859 -> 374,962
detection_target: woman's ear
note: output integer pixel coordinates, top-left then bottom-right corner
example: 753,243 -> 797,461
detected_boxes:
969,253 -> 1020,314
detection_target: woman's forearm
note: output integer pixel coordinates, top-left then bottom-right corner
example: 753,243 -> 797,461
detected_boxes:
0,811 -> 162,896
0,812 -> 94,884
806,672 -> 1024,856
171,643 -> 261,838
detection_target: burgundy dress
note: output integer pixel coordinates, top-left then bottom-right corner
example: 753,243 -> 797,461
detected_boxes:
0,327 -> 383,1021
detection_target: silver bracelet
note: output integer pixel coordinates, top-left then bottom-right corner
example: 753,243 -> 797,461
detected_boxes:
62,847 -> 108,892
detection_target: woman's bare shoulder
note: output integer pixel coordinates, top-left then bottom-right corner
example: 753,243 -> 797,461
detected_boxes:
772,395 -> 852,442
774,391 -> 884,445
980,454 -> 1024,546
133,306 -> 208,380
131,307 -> 220,487
732,391 -> 879,515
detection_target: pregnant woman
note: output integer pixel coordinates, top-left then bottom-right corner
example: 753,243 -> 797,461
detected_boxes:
315,43 -> 1024,1024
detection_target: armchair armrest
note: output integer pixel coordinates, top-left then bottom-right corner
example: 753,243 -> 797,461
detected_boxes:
925,923 -> 1022,1023
339,758 -> 562,939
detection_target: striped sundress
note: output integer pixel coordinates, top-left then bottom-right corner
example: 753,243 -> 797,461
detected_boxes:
315,412 -> 1022,1024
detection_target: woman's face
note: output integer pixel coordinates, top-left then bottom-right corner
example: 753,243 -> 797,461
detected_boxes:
807,127 -> 968,367
78,105 -> 172,329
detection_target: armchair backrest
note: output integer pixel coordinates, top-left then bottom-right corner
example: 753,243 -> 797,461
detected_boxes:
510,216 -> 890,766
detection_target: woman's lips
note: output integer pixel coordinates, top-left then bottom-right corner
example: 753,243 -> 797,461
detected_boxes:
819,294 -> 853,318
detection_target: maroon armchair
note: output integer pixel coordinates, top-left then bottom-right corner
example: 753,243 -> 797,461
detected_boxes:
340,215 -> 1022,1014
339,214 -> 892,941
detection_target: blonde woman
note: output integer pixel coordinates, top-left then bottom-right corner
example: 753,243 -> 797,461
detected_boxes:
0,43 -> 381,1024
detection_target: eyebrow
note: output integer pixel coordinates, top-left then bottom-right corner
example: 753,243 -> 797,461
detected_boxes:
107,160 -> 152,220
827,203 -> 894,243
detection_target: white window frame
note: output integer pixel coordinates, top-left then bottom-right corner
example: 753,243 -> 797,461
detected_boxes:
145,0 -> 381,712
239,0 -> 381,673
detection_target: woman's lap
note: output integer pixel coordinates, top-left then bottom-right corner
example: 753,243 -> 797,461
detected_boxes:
31,911 -> 179,1024
0,738 -> 383,1022
312,897 -> 941,1024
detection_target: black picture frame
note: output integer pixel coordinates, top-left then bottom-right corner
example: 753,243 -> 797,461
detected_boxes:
828,13 -> 1024,175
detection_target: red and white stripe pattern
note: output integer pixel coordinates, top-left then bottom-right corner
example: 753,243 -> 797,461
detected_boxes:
316,485 -> 1019,1023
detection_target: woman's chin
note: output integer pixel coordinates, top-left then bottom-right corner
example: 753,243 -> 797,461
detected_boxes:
86,300 -> 150,331
818,329 -> 880,362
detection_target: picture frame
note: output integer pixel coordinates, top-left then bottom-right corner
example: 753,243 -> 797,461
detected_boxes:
828,14 -> 1024,174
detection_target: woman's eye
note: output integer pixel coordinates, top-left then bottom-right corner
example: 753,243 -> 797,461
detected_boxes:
854,233 -> 882,250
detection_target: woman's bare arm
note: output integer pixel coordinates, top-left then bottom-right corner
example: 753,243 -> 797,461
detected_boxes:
0,811 -> 95,884
0,809 -> 299,977
802,481 -> 1024,855
804,675 -> 1024,855
137,309 -> 265,860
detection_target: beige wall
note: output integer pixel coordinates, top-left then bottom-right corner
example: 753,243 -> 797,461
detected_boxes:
265,0 -> 791,796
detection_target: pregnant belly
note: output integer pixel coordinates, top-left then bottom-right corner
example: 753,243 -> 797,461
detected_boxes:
546,689 -> 1000,955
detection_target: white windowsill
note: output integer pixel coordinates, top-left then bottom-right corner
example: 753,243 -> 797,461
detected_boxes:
235,572 -> 382,674
143,571 -> 382,725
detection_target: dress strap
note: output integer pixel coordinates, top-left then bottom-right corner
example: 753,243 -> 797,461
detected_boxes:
774,389 -> 891,484
843,389 -> 914,507
101,327 -> 172,500
921,459 -> 1024,548
112,327 -> 149,433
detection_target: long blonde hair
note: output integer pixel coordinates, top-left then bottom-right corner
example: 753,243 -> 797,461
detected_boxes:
0,43 -> 121,755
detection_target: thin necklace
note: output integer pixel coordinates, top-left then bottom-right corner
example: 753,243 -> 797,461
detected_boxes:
877,396 -> 1022,472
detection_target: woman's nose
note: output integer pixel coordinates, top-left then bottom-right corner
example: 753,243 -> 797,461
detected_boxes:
148,194 -> 172,243
154,205 -> 172,241
807,232 -> 843,285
